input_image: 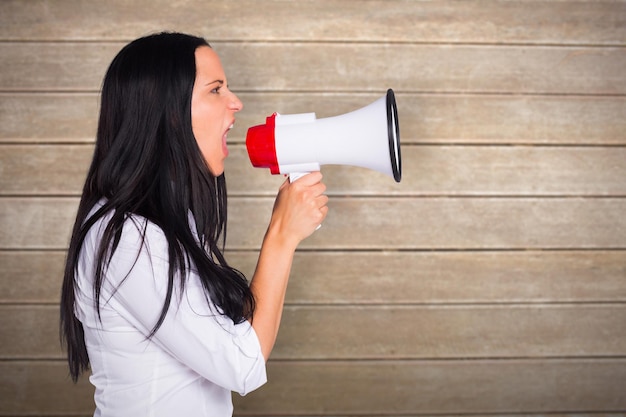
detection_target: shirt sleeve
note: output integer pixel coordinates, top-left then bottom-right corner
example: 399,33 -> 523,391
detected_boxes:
95,215 -> 267,396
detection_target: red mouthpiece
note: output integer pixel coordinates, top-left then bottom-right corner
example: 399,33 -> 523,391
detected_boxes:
246,113 -> 280,175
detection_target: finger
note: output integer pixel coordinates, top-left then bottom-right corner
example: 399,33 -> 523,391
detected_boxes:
292,171 -> 323,186
308,180 -> 327,196
318,205 -> 329,223
315,194 -> 329,209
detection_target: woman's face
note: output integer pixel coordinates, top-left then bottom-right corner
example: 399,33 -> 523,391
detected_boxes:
191,46 -> 243,176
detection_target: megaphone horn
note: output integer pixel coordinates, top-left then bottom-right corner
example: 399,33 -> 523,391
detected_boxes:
246,89 -> 401,183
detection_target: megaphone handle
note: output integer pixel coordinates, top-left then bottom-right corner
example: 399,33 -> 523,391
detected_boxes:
288,172 -> 310,182
287,171 -> 322,230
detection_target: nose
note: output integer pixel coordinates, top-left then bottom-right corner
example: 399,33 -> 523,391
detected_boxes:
229,91 -> 243,112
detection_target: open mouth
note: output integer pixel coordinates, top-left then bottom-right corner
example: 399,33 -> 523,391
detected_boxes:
222,123 -> 234,156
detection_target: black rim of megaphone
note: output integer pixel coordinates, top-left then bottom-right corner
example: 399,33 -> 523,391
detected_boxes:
386,89 -> 402,182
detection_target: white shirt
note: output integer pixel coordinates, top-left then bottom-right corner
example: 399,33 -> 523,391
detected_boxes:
74,203 -> 267,416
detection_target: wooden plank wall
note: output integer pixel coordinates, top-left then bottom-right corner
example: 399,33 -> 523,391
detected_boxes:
1,0 -> 625,415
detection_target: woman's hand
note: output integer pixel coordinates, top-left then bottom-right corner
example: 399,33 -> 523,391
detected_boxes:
267,171 -> 329,249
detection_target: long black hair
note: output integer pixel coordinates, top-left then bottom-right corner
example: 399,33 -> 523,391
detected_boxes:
60,32 -> 254,382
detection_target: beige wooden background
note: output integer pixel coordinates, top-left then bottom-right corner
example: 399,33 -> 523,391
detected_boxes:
1,0 -> 626,416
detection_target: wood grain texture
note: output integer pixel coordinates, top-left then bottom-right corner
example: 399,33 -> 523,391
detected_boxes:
2,197 -> 625,250
0,93 -> 98,142
233,359 -> 626,414
2,304 -> 624,360
2,250 -> 624,305
4,144 -> 626,196
3,42 -> 625,95
1,360 -> 625,415
0,362 -> 94,415
1,0 -> 625,415
1,0 -> 624,45
228,197 -> 626,250
3,93 -> 624,145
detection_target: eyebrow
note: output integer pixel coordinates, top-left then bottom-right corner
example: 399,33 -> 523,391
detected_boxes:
205,79 -> 224,87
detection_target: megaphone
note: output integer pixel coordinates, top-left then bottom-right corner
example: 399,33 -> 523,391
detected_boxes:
246,89 -> 401,183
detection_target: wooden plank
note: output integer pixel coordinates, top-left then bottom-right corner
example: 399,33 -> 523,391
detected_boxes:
0,93 -> 98,142
0,251 -> 66,304
2,197 -> 625,250
2,93 -> 624,145
275,304 -> 626,359
2,250 -> 625,305
136,43 -> 626,96
1,359 -> 624,415
3,304 -> 624,360
4,144 -> 626,197
228,197 -> 626,250
0,43 -> 116,92
1,0 -> 624,45
282,250 -> 626,305
3,42 -> 625,95
0,198 -> 78,250
0,306 -> 65,359
225,145 -> 626,197
0,144 -> 92,195
0,361 -> 94,416
234,359 -> 626,414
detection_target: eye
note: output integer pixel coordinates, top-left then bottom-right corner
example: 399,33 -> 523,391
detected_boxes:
211,85 -> 222,94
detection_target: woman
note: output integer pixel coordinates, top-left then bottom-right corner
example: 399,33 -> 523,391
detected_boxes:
60,32 -> 328,416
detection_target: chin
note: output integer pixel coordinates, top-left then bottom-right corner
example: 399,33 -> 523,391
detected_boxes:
208,164 -> 225,177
